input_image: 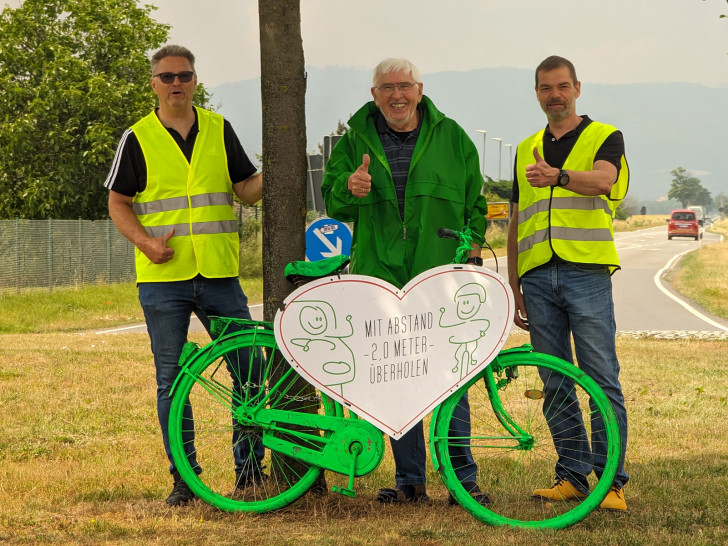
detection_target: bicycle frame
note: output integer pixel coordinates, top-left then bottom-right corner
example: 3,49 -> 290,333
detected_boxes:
171,319 -> 386,494
167,227 -> 621,529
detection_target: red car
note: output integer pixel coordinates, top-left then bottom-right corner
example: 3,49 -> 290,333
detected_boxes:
667,209 -> 703,240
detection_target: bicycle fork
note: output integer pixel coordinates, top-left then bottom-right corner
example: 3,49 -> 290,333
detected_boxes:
482,356 -> 536,451
430,345 -> 538,468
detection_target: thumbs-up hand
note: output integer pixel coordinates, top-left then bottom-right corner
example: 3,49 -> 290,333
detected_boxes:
525,147 -> 558,188
347,153 -> 372,198
143,228 -> 176,264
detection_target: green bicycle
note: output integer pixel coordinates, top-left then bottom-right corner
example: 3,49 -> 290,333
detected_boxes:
168,227 -> 621,529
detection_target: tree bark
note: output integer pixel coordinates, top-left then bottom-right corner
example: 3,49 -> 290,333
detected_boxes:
259,0 -> 308,321
259,0 -> 326,491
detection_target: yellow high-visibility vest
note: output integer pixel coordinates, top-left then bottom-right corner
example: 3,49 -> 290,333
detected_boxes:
131,107 -> 238,282
515,121 -> 629,278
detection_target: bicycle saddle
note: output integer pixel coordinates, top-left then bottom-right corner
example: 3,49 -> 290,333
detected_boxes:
284,254 -> 350,285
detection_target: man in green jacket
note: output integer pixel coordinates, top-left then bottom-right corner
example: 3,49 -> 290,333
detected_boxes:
321,58 -> 488,505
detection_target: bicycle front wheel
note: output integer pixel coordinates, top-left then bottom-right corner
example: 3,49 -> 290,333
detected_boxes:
433,348 -> 621,529
168,322 -> 335,512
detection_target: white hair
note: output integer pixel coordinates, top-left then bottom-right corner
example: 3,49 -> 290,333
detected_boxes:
372,58 -> 421,85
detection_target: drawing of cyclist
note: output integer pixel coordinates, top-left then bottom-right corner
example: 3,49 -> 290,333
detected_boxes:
289,300 -> 355,395
439,282 -> 490,378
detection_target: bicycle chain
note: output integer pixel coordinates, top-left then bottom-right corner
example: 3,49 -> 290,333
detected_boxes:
241,381 -> 322,403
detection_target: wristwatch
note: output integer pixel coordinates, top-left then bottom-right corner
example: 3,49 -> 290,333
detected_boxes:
466,257 -> 483,266
556,169 -> 570,187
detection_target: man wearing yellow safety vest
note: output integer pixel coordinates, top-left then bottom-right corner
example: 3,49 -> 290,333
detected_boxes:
105,45 -> 263,506
507,56 -> 629,512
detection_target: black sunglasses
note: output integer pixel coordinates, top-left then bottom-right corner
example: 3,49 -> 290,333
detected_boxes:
154,71 -> 195,84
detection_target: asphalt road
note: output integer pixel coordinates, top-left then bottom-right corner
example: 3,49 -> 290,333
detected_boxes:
611,226 -> 727,332
95,303 -> 263,335
95,226 -> 728,336
472,226 -> 727,334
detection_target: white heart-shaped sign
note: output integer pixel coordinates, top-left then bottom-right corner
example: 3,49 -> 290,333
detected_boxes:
274,264 -> 514,438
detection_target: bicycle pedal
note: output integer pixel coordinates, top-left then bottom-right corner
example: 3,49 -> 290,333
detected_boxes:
331,485 -> 356,498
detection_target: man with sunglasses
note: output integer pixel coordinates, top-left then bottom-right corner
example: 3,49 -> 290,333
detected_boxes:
321,58 -> 488,506
105,44 -> 263,506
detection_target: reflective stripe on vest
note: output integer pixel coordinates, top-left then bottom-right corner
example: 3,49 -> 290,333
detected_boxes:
515,121 -> 629,277
131,107 -> 239,282
143,220 -> 238,239
132,192 -> 234,216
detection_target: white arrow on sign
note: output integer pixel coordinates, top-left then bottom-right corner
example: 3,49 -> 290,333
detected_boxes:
314,227 -> 343,257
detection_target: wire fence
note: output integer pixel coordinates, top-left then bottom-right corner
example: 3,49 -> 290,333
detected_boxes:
0,208 -> 501,295
0,206 -> 264,294
0,219 -> 134,294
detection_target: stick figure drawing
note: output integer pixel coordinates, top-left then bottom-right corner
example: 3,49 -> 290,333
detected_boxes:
439,283 -> 490,378
289,300 -> 356,395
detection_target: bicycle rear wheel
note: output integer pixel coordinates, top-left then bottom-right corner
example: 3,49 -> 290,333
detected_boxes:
433,348 -> 621,529
168,321 -> 334,512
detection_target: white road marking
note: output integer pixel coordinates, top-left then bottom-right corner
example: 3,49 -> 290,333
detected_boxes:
653,250 -> 728,332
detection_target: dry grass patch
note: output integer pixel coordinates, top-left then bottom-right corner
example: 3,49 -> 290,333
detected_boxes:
614,214 -> 669,232
666,240 -> 728,319
1,331 -> 727,544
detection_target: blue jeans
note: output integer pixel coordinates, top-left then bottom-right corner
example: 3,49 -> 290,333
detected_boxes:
138,275 -> 264,478
390,393 -> 477,487
520,263 -> 629,490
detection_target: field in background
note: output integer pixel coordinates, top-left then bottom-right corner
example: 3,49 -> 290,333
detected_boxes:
614,214 -> 669,231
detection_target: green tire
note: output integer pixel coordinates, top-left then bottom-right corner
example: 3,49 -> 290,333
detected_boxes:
433,349 -> 621,529
169,323 -> 334,512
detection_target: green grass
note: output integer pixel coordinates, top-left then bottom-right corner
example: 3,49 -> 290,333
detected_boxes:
0,332 -> 726,544
0,277 -> 263,334
1,219 -> 725,334
0,283 -> 142,334
667,218 -> 728,320
0,223 -> 726,543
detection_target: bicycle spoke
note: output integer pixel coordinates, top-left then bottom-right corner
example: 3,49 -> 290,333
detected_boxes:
434,351 -> 620,529
168,325 -> 331,512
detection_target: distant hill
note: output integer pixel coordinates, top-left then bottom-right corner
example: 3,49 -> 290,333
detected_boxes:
211,66 -> 727,208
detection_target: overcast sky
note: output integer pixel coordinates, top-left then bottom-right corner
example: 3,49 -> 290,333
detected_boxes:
7,0 -> 728,87
141,0 -> 728,88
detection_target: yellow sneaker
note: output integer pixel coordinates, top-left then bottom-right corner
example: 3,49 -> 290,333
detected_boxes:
532,478 -> 588,501
599,486 -> 627,511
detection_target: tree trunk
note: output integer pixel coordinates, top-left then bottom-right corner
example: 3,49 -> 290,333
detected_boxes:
259,0 -> 326,492
259,0 -> 308,321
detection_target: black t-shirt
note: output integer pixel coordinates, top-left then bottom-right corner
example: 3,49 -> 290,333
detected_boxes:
104,108 -> 257,197
510,116 -> 625,203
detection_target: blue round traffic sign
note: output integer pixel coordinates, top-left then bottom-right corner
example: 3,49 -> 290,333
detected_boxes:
305,218 -> 352,261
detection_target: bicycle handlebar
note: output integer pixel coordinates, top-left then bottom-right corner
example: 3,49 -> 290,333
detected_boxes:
438,225 -> 497,270
437,228 -> 458,241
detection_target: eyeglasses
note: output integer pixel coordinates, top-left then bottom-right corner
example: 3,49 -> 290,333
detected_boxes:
154,71 -> 195,84
374,82 -> 418,94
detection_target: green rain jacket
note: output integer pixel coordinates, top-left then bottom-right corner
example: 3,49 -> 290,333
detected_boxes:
321,95 -> 487,289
